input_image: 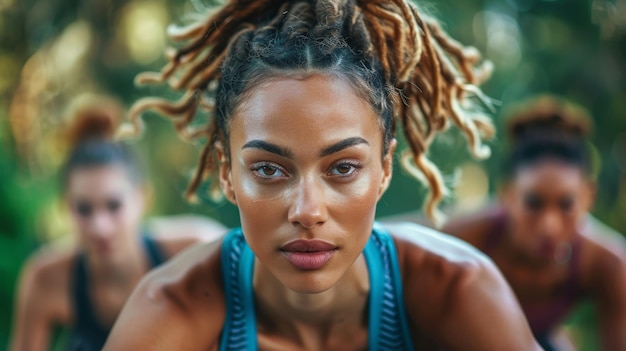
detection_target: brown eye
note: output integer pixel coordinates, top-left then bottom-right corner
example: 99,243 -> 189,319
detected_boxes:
329,161 -> 362,176
251,162 -> 286,178
523,193 -> 544,212
107,199 -> 122,213
75,202 -> 93,218
261,166 -> 277,176
336,164 -> 352,174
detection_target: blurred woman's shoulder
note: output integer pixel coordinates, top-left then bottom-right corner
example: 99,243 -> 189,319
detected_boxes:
16,240 -> 77,326
578,215 -> 626,293
145,214 -> 227,259
441,204 -> 503,236
581,214 -> 626,255
381,202 -> 504,248
22,240 -> 78,289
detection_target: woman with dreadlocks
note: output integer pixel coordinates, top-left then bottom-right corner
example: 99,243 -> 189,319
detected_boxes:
10,95 -> 226,351
104,0 -> 541,349
443,96 -> 626,351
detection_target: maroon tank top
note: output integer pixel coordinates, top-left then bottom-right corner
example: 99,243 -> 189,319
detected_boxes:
483,208 -> 584,336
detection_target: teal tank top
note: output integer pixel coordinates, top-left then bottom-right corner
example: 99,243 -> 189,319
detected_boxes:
219,223 -> 415,350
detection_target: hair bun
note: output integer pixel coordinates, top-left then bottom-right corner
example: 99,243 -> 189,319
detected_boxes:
66,94 -> 125,146
504,95 -> 592,143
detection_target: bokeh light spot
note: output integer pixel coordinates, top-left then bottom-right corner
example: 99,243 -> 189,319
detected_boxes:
120,1 -> 169,65
473,11 -> 522,70
454,162 -> 490,211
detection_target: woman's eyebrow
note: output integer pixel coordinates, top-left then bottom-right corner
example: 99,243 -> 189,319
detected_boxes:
241,137 -> 369,158
242,140 -> 294,158
320,137 -> 369,157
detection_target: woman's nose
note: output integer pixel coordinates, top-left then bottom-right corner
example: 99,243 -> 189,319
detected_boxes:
287,176 -> 329,229
538,210 -> 563,239
87,211 -> 117,239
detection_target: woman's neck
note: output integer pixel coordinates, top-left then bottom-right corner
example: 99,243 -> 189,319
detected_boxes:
503,224 -> 577,270
253,254 -> 370,346
86,236 -> 147,286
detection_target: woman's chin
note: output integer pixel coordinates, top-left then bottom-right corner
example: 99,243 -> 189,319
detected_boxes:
280,272 -> 340,295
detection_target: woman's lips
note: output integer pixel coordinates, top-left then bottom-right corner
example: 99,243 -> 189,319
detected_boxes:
281,239 -> 337,270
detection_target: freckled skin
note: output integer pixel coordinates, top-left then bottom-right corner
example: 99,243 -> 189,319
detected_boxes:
104,75 -> 540,351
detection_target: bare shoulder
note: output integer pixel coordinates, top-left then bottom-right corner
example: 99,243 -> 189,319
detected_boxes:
21,244 -> 75,297
579,218 -> 626,293
16,244 -> 76,321
581,215 -> 626,257
385,221 -> 493,295
105,238 -> 226,350
384,222 -> 539,351
439,206 -> 501,248
147,214 -> 228,258
386,221 -> 500,316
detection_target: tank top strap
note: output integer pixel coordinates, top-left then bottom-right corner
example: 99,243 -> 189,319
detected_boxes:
218,225 -> 414,351
564,234 -> 583,294
365,222 -> 415,350
141,234 -> 166,267
483,210 -> 508,254
72,254 -> 89,321
219,229 -> 258,351
68,254 -> 110,350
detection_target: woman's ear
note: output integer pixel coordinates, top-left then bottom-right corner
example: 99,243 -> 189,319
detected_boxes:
139,181 -> 154,214
498,181 -> 514,209
378,138 -> 397,199
216,142 -> 237,205
582,180 -> 597,212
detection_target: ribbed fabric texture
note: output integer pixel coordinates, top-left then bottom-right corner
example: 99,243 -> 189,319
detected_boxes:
366,226 -> 414,350
219,224 -> 414,350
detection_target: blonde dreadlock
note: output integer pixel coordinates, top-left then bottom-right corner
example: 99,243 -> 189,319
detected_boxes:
122,0 -> 494,223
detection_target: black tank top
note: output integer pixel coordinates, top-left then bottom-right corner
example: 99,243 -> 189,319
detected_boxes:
66,235 -> 165,351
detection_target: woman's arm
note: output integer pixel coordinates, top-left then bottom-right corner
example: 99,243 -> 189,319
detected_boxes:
390,223 -> 541,351
10,255 -> 66,351
581,219 -> 626,350
594,252 -> 626,350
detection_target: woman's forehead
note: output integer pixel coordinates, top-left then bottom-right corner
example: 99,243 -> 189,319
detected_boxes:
235,74 -> 375,116
68,165 -> 135,194
229,75 -> 383,151
514,161 -> 585,189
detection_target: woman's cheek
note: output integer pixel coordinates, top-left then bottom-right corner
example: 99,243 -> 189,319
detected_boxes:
336,170 -> 380,200
326,172 -> 381,221
232,165 -> 382,216
235,174 -> 289,203
234,166 -> 287,203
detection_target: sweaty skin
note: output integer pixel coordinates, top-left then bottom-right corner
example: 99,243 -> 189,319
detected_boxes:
104,75 -> 540,351
443,162 -> 626,351
10,166 -> 226,351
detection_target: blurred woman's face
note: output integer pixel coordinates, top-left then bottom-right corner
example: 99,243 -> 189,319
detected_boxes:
220,74 -> 394,294
66,165 -> 145,261
502,161 -> 593,261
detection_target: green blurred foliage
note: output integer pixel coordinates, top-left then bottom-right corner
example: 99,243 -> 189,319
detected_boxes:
0,0 -> 624,349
